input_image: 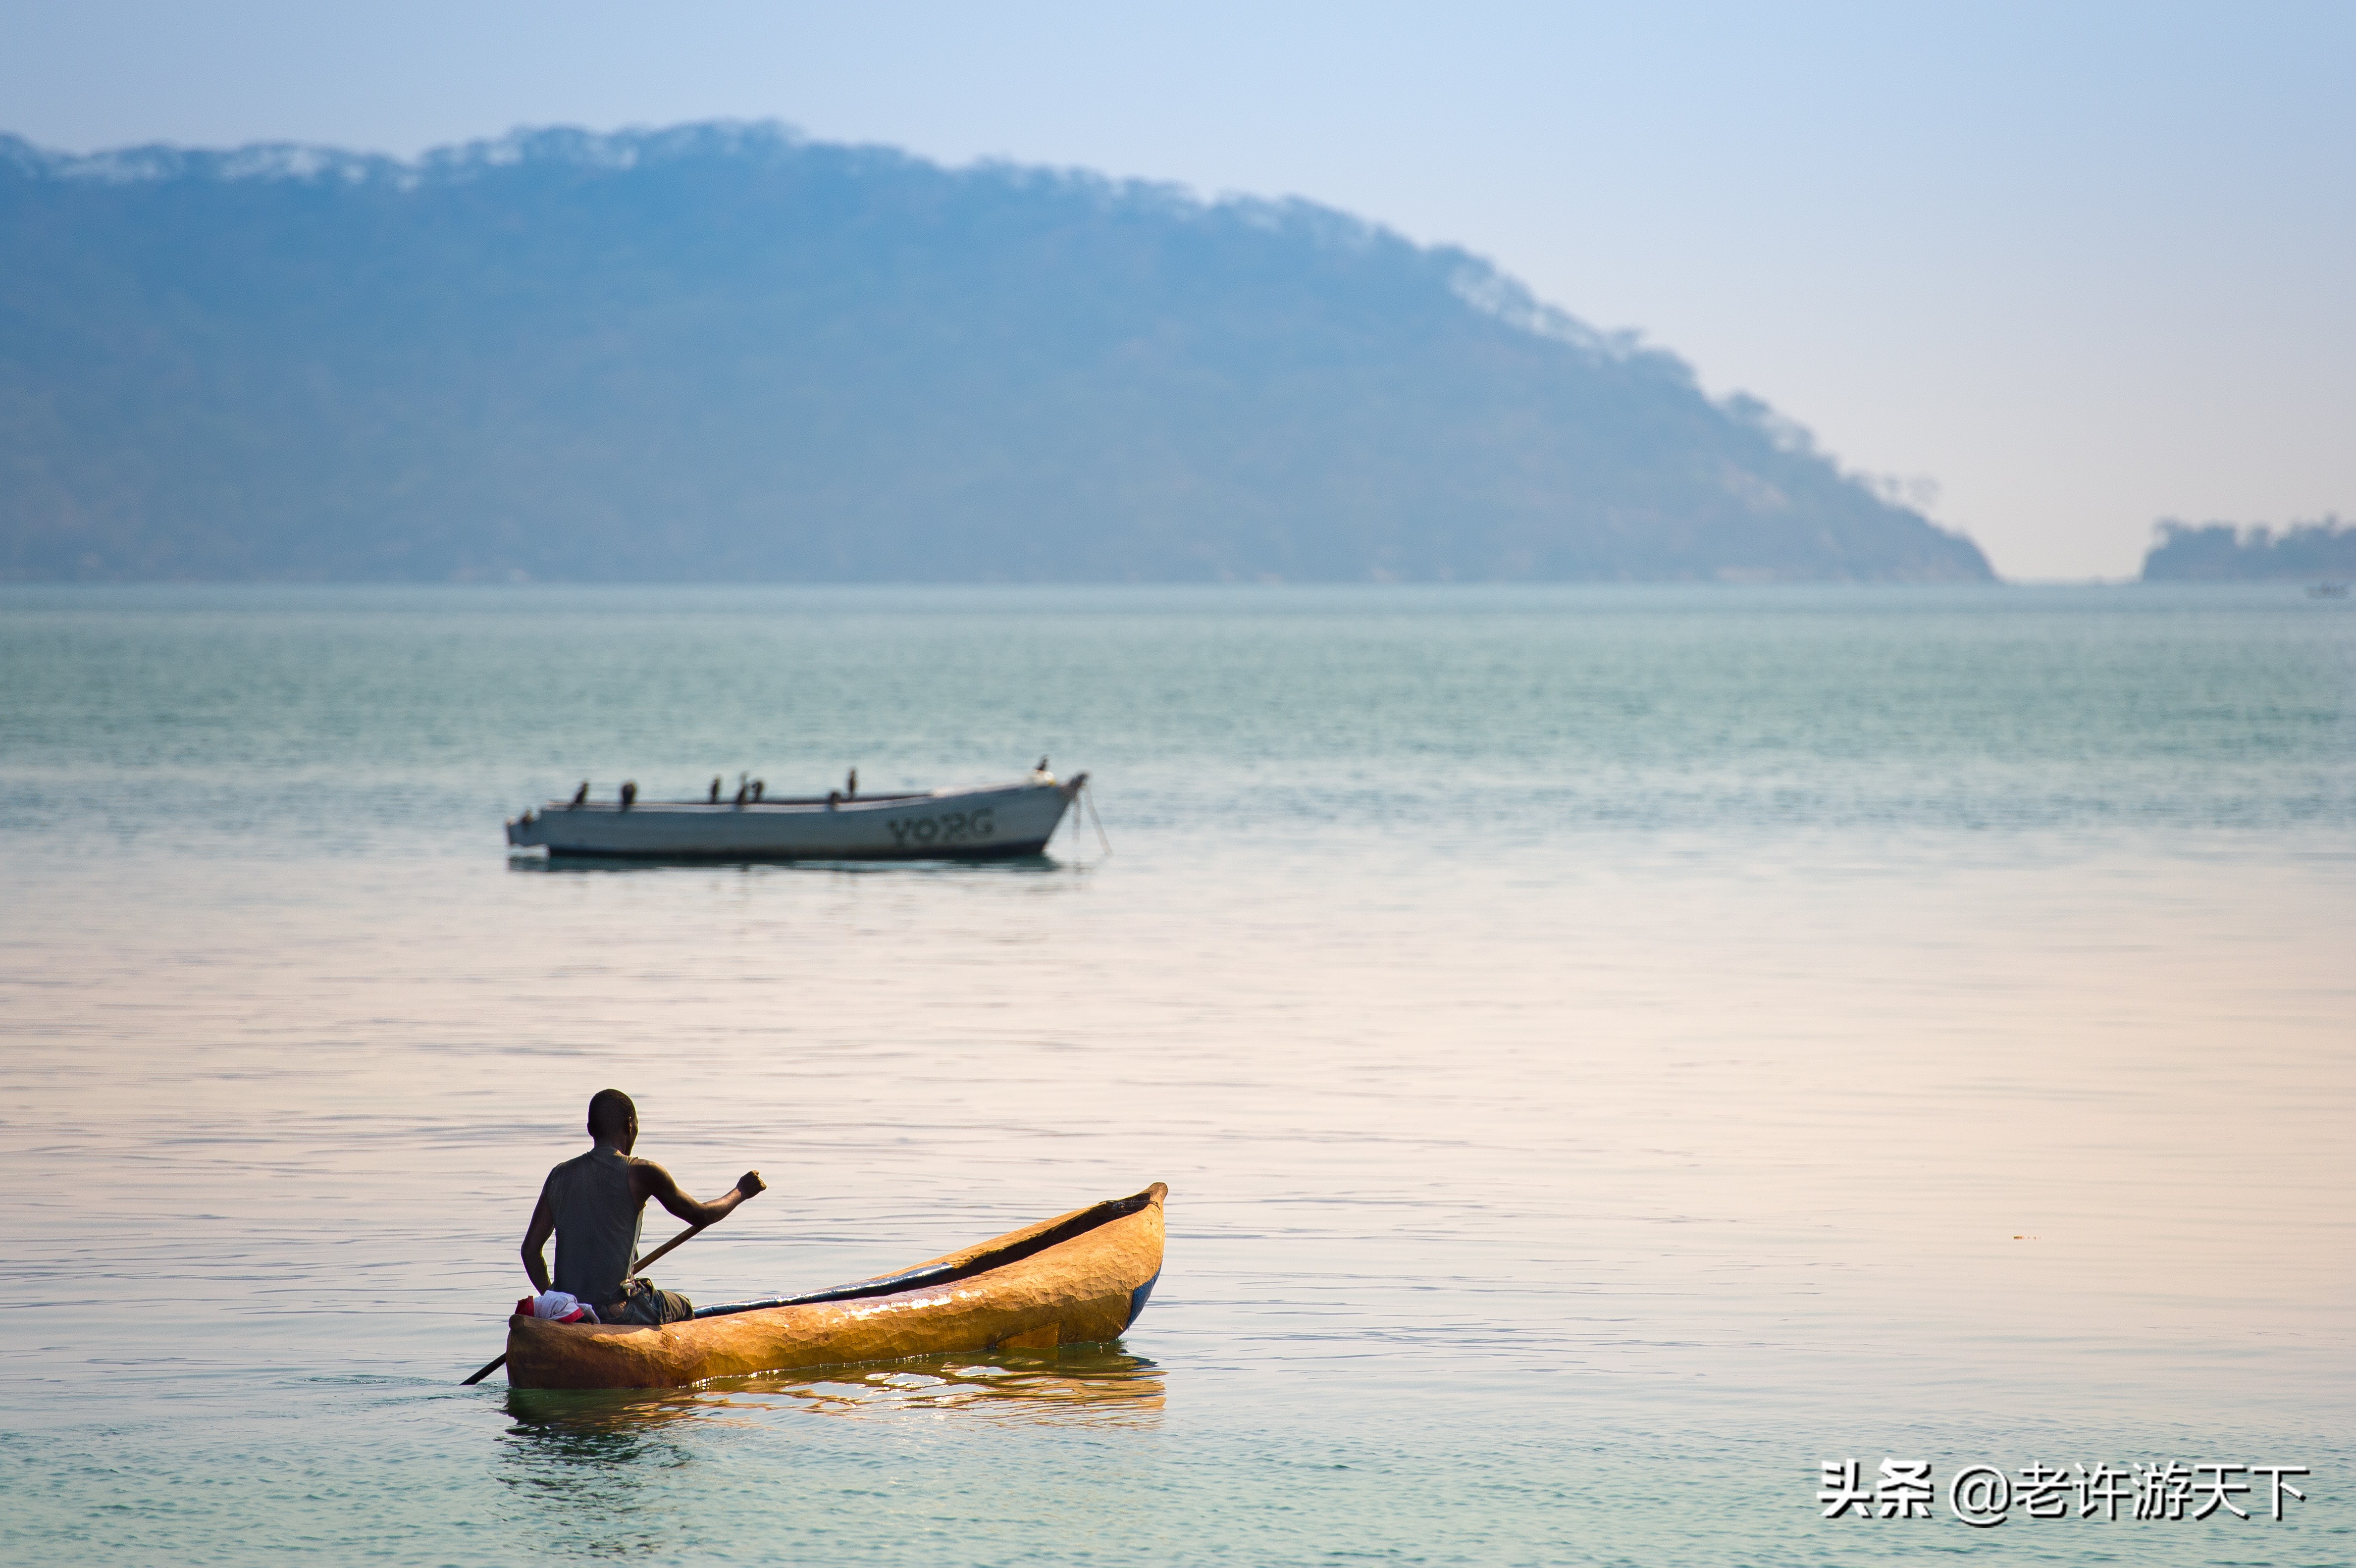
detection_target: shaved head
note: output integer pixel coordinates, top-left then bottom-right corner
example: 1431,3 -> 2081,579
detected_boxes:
587,1088 -> 636,1145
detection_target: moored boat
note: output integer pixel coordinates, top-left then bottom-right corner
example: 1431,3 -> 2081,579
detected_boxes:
504,1182 -> 1167,1389
507,767 -> 1087,860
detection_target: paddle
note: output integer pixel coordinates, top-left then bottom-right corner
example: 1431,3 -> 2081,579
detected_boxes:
461,1206 -> 749,1387
625,1217 -> 712,1279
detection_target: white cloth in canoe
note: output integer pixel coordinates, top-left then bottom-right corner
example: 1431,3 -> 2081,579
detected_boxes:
524,1290 -> 601,1323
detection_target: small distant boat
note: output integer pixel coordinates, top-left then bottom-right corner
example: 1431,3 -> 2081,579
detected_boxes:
2308,582 -> 2350,599
504,1182 -> 1167,1389
507,767 -> 1087,859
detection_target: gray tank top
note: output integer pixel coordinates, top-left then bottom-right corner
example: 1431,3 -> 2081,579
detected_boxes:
541,1146 -> 644,1307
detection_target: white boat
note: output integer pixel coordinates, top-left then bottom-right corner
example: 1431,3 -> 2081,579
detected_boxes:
506,769 -> 1088,860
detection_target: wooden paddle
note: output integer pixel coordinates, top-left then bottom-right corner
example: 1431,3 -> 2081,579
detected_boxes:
460,1215 -> 731,1386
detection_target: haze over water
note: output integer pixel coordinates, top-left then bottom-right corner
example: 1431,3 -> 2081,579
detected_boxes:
2,583 -> 2350,1564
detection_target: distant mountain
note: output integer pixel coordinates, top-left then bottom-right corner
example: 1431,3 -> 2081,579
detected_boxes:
2141,518 -> 2356,581
0,123 -> 1993,583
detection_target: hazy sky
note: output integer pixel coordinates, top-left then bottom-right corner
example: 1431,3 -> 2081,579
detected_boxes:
5,1 -> 2350,579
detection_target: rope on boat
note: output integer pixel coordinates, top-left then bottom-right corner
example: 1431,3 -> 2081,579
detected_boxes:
1072,778 -> 1112,860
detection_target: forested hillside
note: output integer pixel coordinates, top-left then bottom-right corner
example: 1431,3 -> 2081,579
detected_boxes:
0,124 -> 1993,582
2142,519 -> 2355,580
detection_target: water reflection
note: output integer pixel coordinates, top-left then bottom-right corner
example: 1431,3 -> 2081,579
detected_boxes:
754,1346 -> 1164,1428
501,1347 -> 1163,1436
504,852 -> 1069,876
492,1404 -> 704,1555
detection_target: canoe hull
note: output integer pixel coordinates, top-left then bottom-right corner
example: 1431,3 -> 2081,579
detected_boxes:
506,776 -> 1081,861
505,1183 -> 1165,1390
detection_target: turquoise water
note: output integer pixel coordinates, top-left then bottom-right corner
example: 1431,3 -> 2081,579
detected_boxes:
1,584 -> 2351,1565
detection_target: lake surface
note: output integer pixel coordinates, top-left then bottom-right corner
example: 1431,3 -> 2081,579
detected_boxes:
1,583 -> 2350,1565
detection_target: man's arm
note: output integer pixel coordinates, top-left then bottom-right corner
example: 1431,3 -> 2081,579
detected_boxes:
520,1190 -> 555,1294
631,1161 -> 767,1229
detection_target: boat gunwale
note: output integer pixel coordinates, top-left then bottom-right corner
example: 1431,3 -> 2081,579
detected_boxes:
532,778 -> 1077,816
687,1183 -> 1166,1322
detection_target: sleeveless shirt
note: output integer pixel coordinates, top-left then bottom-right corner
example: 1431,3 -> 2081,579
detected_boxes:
540,1145 -> 644,1307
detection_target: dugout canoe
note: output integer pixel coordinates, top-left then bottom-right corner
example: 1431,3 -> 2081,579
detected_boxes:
505,769 -> 1086,860
504,1182 -> 1167,1390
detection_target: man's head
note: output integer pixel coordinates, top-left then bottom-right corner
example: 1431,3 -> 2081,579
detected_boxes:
587,1088 -> 637,1151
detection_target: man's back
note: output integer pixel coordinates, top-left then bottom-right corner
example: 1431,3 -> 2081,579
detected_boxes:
521,1089 -> 764,1324
541,1145 -> 642,1308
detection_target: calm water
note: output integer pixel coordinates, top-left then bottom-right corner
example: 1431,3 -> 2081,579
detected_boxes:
1,584 -> 2350,1565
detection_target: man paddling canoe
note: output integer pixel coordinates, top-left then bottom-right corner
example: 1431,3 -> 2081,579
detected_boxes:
521,1089 -> 766,1325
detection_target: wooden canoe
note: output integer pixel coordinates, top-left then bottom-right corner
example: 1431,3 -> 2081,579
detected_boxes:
504,1182 -> 1167,1390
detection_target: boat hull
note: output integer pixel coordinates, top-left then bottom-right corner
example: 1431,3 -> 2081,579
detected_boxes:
504,1182 -> 1166,1389
506,776 -> 1082,860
